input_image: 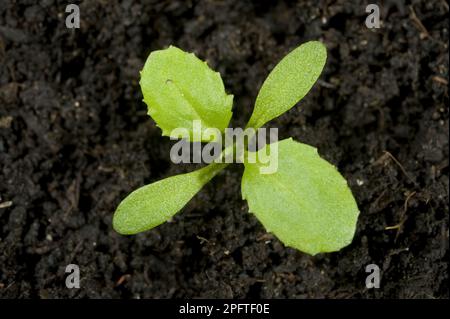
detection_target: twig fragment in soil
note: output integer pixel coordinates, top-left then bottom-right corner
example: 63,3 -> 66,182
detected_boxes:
68,241 -> 83,264
256,233 -> 273,243
375,151 -> 417,186
0,281 -> 14,290
317,79 -> 336,89
115,274 -> 131,287
0,200 -> 13,209
196,235 -> 210,244
441,0 -> 449,12
65,174 -> 81,215
98,165 -> 125,179
385,191 -> 416,241
432,76 -> 448,86
409,6 -> 430,39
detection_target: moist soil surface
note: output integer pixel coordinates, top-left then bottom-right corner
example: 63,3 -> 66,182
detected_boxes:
0,0 -> 448,298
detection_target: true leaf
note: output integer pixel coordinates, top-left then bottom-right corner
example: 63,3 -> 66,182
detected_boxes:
140,45 -> 233,141
246,41 -> 327,129
113,163 -> 227,235
241,138 -> 359,255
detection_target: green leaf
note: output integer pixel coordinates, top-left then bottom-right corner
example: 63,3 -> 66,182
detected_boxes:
113,163 -> 227,235
241,138 -> 359,255
140,45 -> 233,141
246,41 -> 327,129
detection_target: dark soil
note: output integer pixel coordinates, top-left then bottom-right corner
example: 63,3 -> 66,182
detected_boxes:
0,0 -> 448,299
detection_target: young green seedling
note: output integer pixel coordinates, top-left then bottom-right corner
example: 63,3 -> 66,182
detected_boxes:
113,42 -> 359,255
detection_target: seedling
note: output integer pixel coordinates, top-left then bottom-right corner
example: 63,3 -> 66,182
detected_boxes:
113,42 -> 359,255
